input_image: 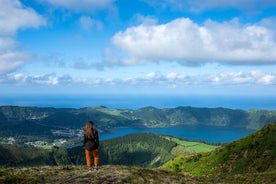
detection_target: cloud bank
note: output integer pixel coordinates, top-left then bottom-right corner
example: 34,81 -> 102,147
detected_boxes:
111,18 -> 276,66
2,70 -> 275,87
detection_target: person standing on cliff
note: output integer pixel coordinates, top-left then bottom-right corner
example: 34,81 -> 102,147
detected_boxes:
83,120 -> 99,171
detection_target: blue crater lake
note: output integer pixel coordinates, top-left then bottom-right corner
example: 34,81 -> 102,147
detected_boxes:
100,125 -> 256,144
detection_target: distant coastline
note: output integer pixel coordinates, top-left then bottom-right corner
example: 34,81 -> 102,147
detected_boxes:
0,94 -> 275,110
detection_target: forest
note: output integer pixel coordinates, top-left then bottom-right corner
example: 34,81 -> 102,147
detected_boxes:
0,133 -> 218,168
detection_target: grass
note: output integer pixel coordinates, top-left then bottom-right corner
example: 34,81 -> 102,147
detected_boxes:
162,122 -> 276,178
161,152 -> 214,175
1,165 -> 274,184
164,136 -> 219,153
90,106 -> 124,116
0,165 -> 200,184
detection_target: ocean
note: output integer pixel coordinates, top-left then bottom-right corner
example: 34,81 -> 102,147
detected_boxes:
1,94 -> 275,110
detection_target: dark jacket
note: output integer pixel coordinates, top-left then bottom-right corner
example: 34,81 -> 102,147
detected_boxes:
83,128 -> 99,151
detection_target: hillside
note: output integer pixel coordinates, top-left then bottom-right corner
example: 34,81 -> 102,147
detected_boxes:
161,122 -> 276,176
0,144 -> 54,167
0,105 -> 275,144
0,124 -> 275,183
70,133 -> 177,167
0,133 -> 218,168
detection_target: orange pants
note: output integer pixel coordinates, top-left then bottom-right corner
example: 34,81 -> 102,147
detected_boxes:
85,149 -> 99,168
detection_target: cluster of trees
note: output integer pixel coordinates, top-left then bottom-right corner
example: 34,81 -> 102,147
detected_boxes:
0,133 -> 178,168
0,144 -> 53,167
70,133 -> 177,167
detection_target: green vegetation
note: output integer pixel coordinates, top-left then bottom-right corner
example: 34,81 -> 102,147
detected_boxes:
0,144 -> 54,167
0,133 -> 218,168
69,133 -> 173,167
0,105 -> 274,153
0,105 -> 274,152
163,136 -> 219,153
0,105 -> 275,182
161,122 -> 276,177
74,133 -> 178,167
0,106 -> 275,145
0,123 -> 275,183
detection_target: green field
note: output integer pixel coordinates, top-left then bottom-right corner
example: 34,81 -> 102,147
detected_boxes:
163,136 -> 219,153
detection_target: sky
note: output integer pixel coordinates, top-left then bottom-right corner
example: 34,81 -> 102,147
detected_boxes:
0,0 -> 276,96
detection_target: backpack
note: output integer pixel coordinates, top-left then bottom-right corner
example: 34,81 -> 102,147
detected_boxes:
84,129 -> 98,150
85,139 -> 97,151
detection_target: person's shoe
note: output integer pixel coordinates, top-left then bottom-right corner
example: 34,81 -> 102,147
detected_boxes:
88,167 -> 92,172
93,166 -> 99,171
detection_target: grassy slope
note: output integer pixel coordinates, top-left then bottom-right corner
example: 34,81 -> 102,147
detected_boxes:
163,136 -> 219,154
161,122 -> 276,177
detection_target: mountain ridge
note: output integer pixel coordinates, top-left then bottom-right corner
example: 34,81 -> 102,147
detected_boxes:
1,105 -> 275,148
1,105 -> 274,130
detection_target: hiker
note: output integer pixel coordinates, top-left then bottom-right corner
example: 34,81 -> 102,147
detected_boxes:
83,120 -> 99,171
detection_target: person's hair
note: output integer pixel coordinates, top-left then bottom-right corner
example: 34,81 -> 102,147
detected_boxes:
84,121 -> 95,139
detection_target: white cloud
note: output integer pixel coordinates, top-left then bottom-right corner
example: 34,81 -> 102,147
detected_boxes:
0,0 -> 46,35
13,73 -> 27,82
250,70 -> 275,85
204,71 -> 276,85
166,72 -> 185,81
2,70 -> 275,88
111,17 -> 276,66
0,0 -> 46,74
44,0 -> 114,12
0,37 -> 16,50
0,51 -> 30,74
146,72 -> 161,79
5,73 -> 64,86
39,75 -> 59,85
